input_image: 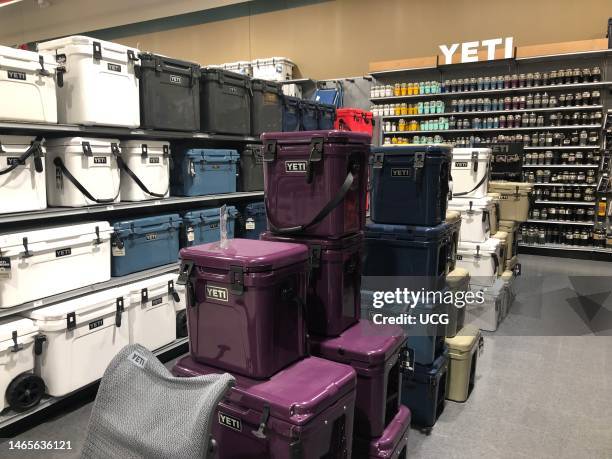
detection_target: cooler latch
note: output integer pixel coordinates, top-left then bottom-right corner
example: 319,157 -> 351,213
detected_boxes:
289,439 -> 303,459
251,404 -> 270,439
94,226 -> 102,245
115,297 -> 125,327
82,141 -> 93,157
10,331 -> 23,353
309,245 -> 322,270
229,265 -> 244,295
168,280 -> 180,302
141,144 -> 148,158
400,346 -> 415,376
92,41 -> 102,60
67,312 -> 77,331
474,245 -> 481,260
413,152 -> 425,182
34,335 -> 46,356
141,288 -> 149,304
306,137 -> 324,184
110,143 -> 120,157
177,261 -> 194,285
514,263 -> 522,277
263,140 -> 277,162
127,49 -> 138,62
471,151 -> 479,172
514,185 -> 520,198
37,55 -> 50,77
467,200 -> 475,215
162,145 -> 170,158
372,152 -> 384,169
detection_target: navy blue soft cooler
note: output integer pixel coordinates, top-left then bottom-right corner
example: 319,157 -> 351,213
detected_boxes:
171,148 -> 238,196
239,201 -> 267,240
370,145 -> 451,226
111,214 -> 181,276
181,206 -> 237,247
363,221 -> 455,291
401,351 -> 448,428
282,96 -> 300,131
318,104 -> 336,130
299,100 -> 319,131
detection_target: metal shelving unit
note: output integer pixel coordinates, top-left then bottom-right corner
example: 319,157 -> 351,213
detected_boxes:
380,105 -> 604,120
382,125 -> 601,136
526,219 -> 594,225
533,200 -> 595,206
532,182 -> 593,187
522,164 -> 599,168
524,145 -> 601,150
518,242 -> 612,252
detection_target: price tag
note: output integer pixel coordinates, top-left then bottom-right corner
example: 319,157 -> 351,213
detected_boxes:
0,257 -> 11,280
106,205 -> 115,210
187,227 -> 195,242
245,218 -> 255,231
112,244 -> 126,257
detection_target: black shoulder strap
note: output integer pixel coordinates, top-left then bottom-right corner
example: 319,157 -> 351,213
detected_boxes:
0,137 -> 44,176
452,163 -> 490,197
53,157 -> 119,204
117,156 -> 168,198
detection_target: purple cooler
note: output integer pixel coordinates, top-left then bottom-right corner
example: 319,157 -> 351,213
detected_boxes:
261,231 -> 363,337
178,238 -> 309,379
173,355 -> 357,459
309,320 -> 407,438
261,130 -> 370,239
353,405 -> 411,459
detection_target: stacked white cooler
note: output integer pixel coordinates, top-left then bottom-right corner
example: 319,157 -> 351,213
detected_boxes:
118,140 -> 170,201
448,148 -> 504,332
38,36 -> 140,127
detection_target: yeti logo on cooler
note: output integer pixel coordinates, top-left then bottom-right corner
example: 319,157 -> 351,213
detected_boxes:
107,63 -> 121,72
454,161 -> 468,168
218,412 -> 242,431
89,318 -> 103,330
145,233 -> 158,241
206,285 -> 228,302
55,248 -> 72,258
285,161 -> 307,173
391,168 -> 411,177
209,223 -> 219,230
152,297 -> 163,306
170,75 -> 182,84
149,157 -> 160,164
93,157 -> 107,165
6,157 -> 21,166
8,71 -> 26,80
456,255 -> 463,260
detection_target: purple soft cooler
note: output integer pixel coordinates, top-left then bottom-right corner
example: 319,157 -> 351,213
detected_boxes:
353,405 -> 411,459
309,320 -> 407,438
179,238 -> 309,379
172,356 -> 357,459
261,231 -> 363,337
261,130 -> 370,239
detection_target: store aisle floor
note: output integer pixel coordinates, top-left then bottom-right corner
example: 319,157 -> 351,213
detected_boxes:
1,255 -> 611,458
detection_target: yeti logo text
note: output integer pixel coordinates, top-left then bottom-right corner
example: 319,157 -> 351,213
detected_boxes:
107,63 -> 121,72
206,285 -> 228,302
8,71 -> 26,80
93,157 -> 107,165
218,413 -> 241,431
170,75 -> 182,84
454,161 -> 468,168
391,168 -> 411,177
128,351 -> 148,369
439,37 -> 514,64
149,157 -> 160,164
55,248 -> 72,258
145,233 -> 157,241
89,318 -> 103,330
285,161 -> 307,173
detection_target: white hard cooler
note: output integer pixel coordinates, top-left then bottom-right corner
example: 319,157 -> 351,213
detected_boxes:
118,140 -> 170,202
451,148 -> 491,199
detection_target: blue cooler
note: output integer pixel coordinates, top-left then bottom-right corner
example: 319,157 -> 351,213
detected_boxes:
239,201 -> 267,240
299,100 -> 318,131
402,351 -> 448,428
181,206 -> 237,247
282,96 -> 300,132
370,145 -> 451,226
363,221 -> 457,291
361,289 -> 448,365
318,103 -> 336,130
111,214 -> 181,276
171,148 -> 238,196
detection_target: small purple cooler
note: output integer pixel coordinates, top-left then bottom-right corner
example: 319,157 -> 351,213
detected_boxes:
172,356 -> 357,459
261,130 -> 370,239
353,405 -> 411,459
178,238 -> 309,379
309,320 -> 407,438
261,231 -> 363,337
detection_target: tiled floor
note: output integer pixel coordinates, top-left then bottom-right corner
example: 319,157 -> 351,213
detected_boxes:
1,255 -> 611,458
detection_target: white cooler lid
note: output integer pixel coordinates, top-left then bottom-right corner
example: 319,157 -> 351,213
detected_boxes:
448,196 -> 493,212
0,45 -> 56,68
38,35 -> 139,57
0,135 -> 38,147
458,238 -> 501,255
253,57 -> 294,66
120,139 -> 170,151
0,221 -> 111,249
126,273 -> 178,303
45,137 -> 118,148
452,147 -> 491,160
0,317 -> 38,344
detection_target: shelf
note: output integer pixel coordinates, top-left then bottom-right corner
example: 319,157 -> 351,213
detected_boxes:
524,145 -> 601,150
0,191 -> 264,225
0,336 -> 188,430
380,105 -> 604,120
0,263 -> 180,319
518,242 -> 612,253
534,200 -> 595,206
382,125 -> 601,135
531,183 -> 594,187
526,219 -> 594,226
522,164 -> 599,169
281,78 -> 316,85
0,121 -> 260,142
370,81 -> 612,103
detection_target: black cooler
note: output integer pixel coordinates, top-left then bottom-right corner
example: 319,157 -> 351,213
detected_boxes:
200,68 -> 251,135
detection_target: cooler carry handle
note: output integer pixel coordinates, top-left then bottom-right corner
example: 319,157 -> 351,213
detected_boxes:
265,161 -> 359,235
53,154 -> 120,204
0,137 -> 44,176
115,144 -> 169,199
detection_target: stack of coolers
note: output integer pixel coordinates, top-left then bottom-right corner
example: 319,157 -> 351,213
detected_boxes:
364,144 -> 459,430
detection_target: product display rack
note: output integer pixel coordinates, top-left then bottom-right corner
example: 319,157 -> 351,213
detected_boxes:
370,49 -> 612,259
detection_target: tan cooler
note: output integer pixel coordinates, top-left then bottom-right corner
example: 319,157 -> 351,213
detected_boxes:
499,220 -> 519,260
491,231 -> 509,276
445,325 -> 483,402
501,270 -> 516,314
445,268 -> 470,338
489,181 -> 533,222
445,210 -> 462,272
487,192 -> 501,234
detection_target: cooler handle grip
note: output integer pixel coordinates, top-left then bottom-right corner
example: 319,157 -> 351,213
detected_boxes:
53,157 -> 120,204
0,138 -> 44,176
265,165 -> 357,235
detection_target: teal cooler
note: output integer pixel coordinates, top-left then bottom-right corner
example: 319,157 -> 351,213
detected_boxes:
239,201 -> 267,240
181,206 -> 237,247
171,148 -> 238,196
111,214 -> 181,276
